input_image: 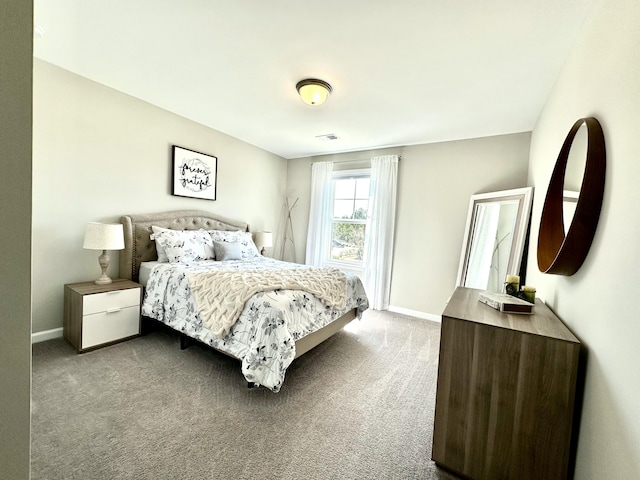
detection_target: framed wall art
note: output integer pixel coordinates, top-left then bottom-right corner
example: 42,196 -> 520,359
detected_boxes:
171,145 -> 217,200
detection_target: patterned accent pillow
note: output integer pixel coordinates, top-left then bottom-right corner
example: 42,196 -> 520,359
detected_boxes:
151,227 -> 214,264
208,230 -> 260,260
150,225 -> 173,262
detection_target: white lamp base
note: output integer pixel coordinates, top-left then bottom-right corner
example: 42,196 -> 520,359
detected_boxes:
94,250 -> 113,285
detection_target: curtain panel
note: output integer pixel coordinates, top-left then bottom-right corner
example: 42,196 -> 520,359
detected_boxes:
362,155 -> 399,310
305,161 -> 334,267
465,203 -> 500,290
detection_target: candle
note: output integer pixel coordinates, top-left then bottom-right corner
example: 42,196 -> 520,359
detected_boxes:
504,275 -> 520,295
522,285 -> 536,303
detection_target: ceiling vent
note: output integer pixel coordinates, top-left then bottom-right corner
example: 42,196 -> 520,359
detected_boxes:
316,133 -> 340,142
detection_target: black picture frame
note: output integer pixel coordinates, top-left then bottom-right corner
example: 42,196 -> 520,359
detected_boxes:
171,145 -> 217,200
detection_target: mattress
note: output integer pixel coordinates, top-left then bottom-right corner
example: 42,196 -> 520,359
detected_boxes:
138,261 -> 162,286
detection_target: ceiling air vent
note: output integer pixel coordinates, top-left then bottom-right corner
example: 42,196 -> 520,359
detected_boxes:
315,133 -> 340,142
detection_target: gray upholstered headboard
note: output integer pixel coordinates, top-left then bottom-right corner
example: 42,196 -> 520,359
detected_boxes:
119,210 -> 250,282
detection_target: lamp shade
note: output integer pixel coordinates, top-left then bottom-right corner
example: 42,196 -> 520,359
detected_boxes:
254,231 -> 273,249
296,79 -> 332,106
83,222 -> 125,250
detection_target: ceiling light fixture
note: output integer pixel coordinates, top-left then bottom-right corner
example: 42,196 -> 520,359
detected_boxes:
296,78 -> 332,106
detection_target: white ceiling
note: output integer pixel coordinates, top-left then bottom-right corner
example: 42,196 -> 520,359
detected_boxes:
33,0 -> 596,160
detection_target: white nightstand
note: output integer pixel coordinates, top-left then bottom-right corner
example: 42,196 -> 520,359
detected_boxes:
63,279 -> 142,353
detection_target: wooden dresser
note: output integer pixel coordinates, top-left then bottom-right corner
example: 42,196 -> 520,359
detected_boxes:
432,287 -> 580,480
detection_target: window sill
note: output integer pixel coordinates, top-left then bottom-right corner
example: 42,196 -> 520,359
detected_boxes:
324,259 -> 363,277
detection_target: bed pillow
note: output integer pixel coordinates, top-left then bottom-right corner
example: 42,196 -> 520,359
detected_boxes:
150,226 -> 173,262
151,227 -> 214,263
208,230 -> 260,260
213,240 -> 244,261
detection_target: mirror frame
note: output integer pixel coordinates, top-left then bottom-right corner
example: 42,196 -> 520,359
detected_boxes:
537,117 -> 606,275
457,187 -> 534,289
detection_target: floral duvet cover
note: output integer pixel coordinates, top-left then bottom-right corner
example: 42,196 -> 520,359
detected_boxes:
142,257 -> 369,392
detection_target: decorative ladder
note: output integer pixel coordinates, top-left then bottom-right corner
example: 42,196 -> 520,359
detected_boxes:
279,197 -> 298,262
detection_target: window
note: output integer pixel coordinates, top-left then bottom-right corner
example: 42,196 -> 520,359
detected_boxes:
330,172 -> 370,263
306,156 -> 398,308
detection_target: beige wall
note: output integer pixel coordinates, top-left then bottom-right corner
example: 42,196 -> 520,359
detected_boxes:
0,1 -> 32,478
32,59 -> 287,334
287,133 -> 531,317
525,0 -> 640,478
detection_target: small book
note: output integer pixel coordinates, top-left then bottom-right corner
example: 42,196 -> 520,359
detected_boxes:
478,291 -> 534,314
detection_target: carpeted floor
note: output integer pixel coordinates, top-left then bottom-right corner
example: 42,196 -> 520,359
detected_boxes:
31,310 -> 461,480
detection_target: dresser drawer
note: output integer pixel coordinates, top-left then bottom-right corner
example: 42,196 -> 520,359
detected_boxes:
82,305 -> 140,349
83,288 -> 140,315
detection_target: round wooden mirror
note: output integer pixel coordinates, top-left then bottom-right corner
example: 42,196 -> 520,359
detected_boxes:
537,117 -> 606,275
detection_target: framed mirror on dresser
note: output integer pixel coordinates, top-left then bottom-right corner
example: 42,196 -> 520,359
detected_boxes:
457,187 -> 533,293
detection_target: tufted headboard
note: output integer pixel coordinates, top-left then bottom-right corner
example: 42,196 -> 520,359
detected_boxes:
119,210 -> 250,282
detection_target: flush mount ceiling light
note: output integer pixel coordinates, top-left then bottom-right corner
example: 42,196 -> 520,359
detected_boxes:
296,79 -> 332,106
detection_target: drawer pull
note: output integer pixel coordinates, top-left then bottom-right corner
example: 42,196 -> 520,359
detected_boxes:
106,308 -> 122,314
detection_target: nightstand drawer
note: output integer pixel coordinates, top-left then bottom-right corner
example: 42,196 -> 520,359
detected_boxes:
83,288 -> 140,315
82,305 -> 140,349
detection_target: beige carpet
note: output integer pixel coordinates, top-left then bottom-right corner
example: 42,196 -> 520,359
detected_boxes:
31,310 -> 461,480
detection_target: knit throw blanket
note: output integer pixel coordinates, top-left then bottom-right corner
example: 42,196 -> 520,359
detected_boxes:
188,267 -> 347,338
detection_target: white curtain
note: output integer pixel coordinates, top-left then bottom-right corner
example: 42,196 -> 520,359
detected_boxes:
362,155 -> 399,310
305,161 -> 334,267
465,203 -> 500,290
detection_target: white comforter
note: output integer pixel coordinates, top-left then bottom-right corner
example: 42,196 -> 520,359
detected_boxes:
141,257 -> 369,392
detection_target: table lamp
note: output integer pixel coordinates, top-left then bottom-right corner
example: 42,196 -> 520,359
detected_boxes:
254,231 -> 273,256
83,222 -> 125,284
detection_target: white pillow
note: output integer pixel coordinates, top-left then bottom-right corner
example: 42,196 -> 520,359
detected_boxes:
150,226 -> 173,262
151,227 -> 214,263
208,230 -> 260,260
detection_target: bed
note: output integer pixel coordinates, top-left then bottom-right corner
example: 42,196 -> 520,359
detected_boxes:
119,210 -> 369,392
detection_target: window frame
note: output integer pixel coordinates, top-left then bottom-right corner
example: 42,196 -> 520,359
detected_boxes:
325,168 -> 371,270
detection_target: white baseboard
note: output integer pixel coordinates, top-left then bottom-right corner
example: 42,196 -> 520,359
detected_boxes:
32,327 -> 63,344
30,309 -> 440,342
30,308 -> 440,343
388,305 -> 441,323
